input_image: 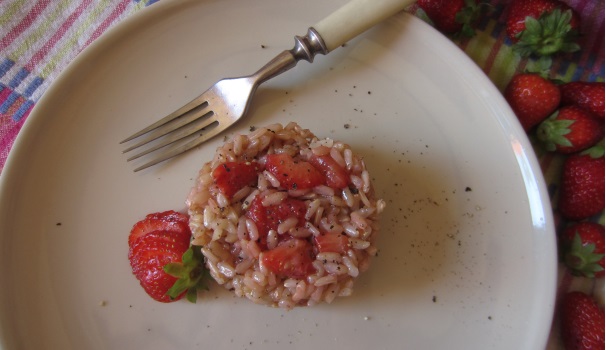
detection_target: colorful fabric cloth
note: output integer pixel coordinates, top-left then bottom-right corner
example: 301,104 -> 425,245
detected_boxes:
0,0 -> 604,348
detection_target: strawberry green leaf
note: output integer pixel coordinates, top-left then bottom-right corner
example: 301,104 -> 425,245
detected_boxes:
514,9 -> 580,58
163,245 -> 211,302
536,113 -> 574,151
564,232 -> 605,278
453,0 -> 492,38
524,56 -> 553,78
164,262 -> 186,277
581,139 -> 605,158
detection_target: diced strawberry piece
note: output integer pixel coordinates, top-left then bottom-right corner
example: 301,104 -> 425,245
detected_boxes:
245,194 -> 307,247
314,233 -> 350,254
128,210 -> 190,247
261,238 -> 315,279
128,229 -> 191,302
308,154 -> 350,189
266,153 -> 324,190
212,161 -> 260,198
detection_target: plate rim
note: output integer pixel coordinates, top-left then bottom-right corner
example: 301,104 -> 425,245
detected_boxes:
0,0 -> 557,348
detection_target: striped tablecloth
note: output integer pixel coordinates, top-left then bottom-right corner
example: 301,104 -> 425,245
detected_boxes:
0,0 -> 604,348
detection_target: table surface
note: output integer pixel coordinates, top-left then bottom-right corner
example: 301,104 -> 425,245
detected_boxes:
0,0 -> 604,349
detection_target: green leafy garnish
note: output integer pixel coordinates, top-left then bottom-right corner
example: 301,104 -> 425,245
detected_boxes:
164,245 -> 210,303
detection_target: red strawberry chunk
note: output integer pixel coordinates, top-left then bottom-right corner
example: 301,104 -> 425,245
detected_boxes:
128,210 -> 189,247
212,161 -> 261,198
261,238 -> 315,279
128,229 -> 191,302
266,153 -> 324,190
308,154 -> 350,189
314,233 -> 350,254
245,194 -> 307,247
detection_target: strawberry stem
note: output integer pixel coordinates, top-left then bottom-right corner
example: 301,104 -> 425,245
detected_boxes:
164,245 -> 211,302
564,233 -> 605,278
514,9 -> 580,57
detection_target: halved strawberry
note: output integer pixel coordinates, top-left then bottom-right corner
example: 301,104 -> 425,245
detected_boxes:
128,211 -> 209,303
212,161 -> 260,198
314,233 -> 350,254
308,154 -> 350,189
245,194 -> 307,246
265,153 -> 325,190
261,238 -> 315,279
127,210 -> 189,247
128,229 -> 191,302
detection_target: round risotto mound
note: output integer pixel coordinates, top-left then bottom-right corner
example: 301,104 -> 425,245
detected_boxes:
186,122 -> 385,309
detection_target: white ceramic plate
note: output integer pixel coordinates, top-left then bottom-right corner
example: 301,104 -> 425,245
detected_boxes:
0,0 -> 556,349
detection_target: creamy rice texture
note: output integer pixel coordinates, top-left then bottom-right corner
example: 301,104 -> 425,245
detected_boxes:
186,122 -> 385,309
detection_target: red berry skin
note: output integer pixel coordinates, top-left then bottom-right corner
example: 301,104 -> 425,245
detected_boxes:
506,0 -> 579,41
128,210 -> 189,247
504,74 -> 561,131
537,106 -> 605,154
417,0 -> 472,34
558,153 -> 605,220
561,82 -> 605,119
560,291 -> 605,350
561,222 -> 605,278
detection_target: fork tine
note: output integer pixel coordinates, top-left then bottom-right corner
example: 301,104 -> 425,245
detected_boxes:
126,114 -> 218,161
132,123 -> 225,172
120,94 -> 208,144
122,104 -> 213,154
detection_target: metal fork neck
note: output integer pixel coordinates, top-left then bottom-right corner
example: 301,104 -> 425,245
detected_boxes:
252,28 -> 328,85
291,27 -> 329,63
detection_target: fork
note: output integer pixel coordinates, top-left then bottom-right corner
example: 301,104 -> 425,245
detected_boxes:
121,0 -> 413,171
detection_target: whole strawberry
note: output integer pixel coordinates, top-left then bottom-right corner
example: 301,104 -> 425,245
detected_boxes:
128,211 -> 209,303
558,142 -> 605,220
560,291 -> 605,350
561,82 -> 605,119
537,106 -> 605,154
561,222 -> 605,278
505,0 -> 580,57
504,73 -> 561,131
417,0 -> 481,37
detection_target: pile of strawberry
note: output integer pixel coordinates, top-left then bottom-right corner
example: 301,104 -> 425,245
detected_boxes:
416,0 -> 604,348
